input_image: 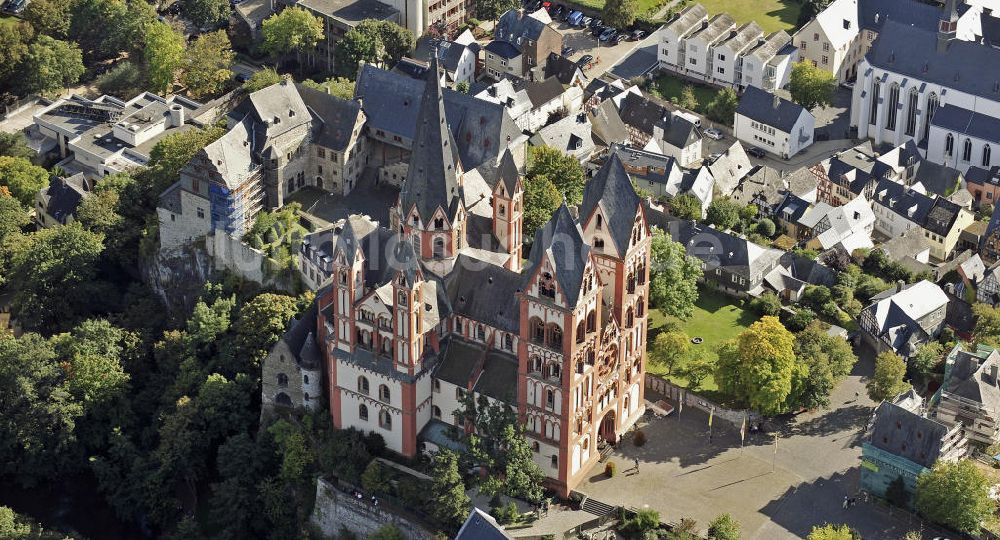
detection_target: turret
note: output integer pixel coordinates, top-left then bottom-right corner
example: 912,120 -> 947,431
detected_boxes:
492,149 -> 524,272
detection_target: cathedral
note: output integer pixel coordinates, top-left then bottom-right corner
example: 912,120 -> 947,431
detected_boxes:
314,56 -> 651,496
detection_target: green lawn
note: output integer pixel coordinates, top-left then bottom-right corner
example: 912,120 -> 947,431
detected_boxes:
565,0 -> 668,17
647,287 -> 757,393
647,74 -> 721,114
696,0 -> 802,33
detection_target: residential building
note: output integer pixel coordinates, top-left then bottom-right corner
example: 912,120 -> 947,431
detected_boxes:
730,165 -> 817,215
859,280 -> 949,358
965,165 -> 1000,207
739,31 -> 795,91
870,178 -> 974,260
851,6 -> 1000,174
34,92 -> 203,180
861,398 -> 967,507
456,508 -> 513,540
682,13 -> 736,82
436,38 -> 479,87
668,220 -> 784,296
934,344 -> 1000,449
34,174 -> 90,229
658,4 -> 709,74
707,141 -> 753,195
474,76 -> 583,134
977,261 -> 1000,305
529,113 -> 596,162
617,93 -> 703,167
489,9 -> 563,80
982,204 -> 1000,264
607,144 -> 713,214
318,58 -> 651,497
261,305 -> 324,414
710,22 -> 765,87
798,195 -> 876,253
297,0 -> 401,68
734,86 -> 815,159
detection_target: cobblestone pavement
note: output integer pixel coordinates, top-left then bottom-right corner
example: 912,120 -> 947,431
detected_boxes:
578,346 -> 953,539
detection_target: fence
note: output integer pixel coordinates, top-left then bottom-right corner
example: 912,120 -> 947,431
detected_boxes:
644,374 -> 759,429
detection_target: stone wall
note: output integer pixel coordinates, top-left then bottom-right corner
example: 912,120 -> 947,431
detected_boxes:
644,374 -> 759,429
309,478 -> 434,540
207,232 -> 297,293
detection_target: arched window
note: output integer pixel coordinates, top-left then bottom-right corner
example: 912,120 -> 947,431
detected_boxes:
379,410 -> 392,430
477,324 -> 486,341
548,324 -> 563,348
504,333 -> 513,350
886,84 -> 899,130
531,318 -> 545,343
637,297 -> 646,317
984,144 -> 992,167
593,237 -> 605,250
586,310 -> 596,332
546,389 -> 555,409
963,138 -> 973,162
276,392 -> 292,407
304,393 -> 310,402
596,214 -> 603,229
924,93 -> 939,141
358,376 -> 369,395
626,307 -> 634,328
433,237 -> 445,258
550,363 -> 561,381
303,375 -> 309,385
379,384 -> 391,402
339,271 -> 348,285
359,404 -> 368,421
531,355 -> 542,373
576,320 -> 585,343
869,82 -> 881,125
904,88 -> 918,136
397,291 -> 407,305
945,133 -> 954,157
277,373 -> 288,387
381,338 -> 391,353
432,405 -> 441,419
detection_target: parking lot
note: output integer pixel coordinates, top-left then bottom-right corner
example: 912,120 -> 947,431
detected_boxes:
538,11 -> 652,80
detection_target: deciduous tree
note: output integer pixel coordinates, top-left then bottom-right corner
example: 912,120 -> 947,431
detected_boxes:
649,228 -> 702,318
706,87 -> 739,126
916,460 -> 996,534
261,7 -> 324,57
182,30 -> 235,99
184,0 -> 229,28
0,20 -> 32,82
706,197 -> 741,230
0,191 -> 29,242
715,316 -> 796,415
0,157 -> 47,210
650,330 -> 690,374
807,524 -> 858,540
0,132 -> 33,160
429,449 -> 470,531
708,513 -> 741,540
523,175 -> 561,239
475,0 -> 518,22
334,20 -> 414,76
602,0 -> 639,33
20,35 -> 85,95
301,76 -> 355,99
527,145 -> 585,205
749,291 -> 781,316
144,21 -> 185,94
24,0 -> 72,38
866,351 -> 908,402
669,193 -> 702,219
789,61 -> 836,110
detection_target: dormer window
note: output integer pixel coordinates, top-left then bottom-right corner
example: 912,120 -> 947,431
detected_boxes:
434,217 -> 444,229
273,116 -> 280,124
289,109 -> 295,117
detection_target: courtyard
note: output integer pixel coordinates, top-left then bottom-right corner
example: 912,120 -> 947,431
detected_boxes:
577,347 -> 955,539
647,288 -> 756,392
647,74 -> 723,116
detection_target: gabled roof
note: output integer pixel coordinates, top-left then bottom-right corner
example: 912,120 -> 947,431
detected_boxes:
530,113 -> 594,158
588,99 -> 629,147
231,80 -> 311,142
871,178 -> 936,226
944,347 -> 1000,414
674,221 -> 784,279
868,400 -> 950,469
39,173 -> 89,224
296,84 -> 362,152
494,149 -> 520,194
495,8 -> 551,44
456,508 -> 513,540
931,104 -> 1000,145
187,119 -> 259,190
718,21 -> 764,54
858,0 -> 959,34
747,30 -> 791,62
445,254 -> 522,333
526,204 -> 591,307
656,111 -> 701,150
736,86 -> 810,133
543,52 -> 584,85
518,76 -> 565,108
689,13 -> 736,44
809,0 -> 859,49
280,304 -> 320,369
618,92 -> 669,137
665,3 -> 707,35
399,56 -> 463,222
863,280 -> 949,353
579,153 -> 641,254
485,40 -> 521,59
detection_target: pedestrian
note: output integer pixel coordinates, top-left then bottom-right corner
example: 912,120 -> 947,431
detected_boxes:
855,391 -> 860,401
634,458 -> 639,472
371,495 -> 376,505
842,496 -> 848,509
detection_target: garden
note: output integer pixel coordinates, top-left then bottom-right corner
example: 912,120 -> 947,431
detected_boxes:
695,0 -> 802,33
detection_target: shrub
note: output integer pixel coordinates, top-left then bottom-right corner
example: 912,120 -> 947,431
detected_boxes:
750,292 -> 782,316
634,429 -> 647,447
605,461 -> 617,477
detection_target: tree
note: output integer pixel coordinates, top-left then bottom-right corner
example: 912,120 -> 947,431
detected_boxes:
144,22 -> 185,94
755,217 -> 776,238
650,331 -> 690,374
749,292 -> 781,316
369,525 -> 405,540
0,191 -> 29,242
0,20 -> 32,82
681,351 -> 716,390
974,303 -> 1000,348
706,197 -> 741,230
715,316 -> 796,415
243,67 -> 283,93
916,460 -> 997,534
96,61 -> 147,99
708,513 -> 740,540
301,76 -> 355,99
0,506 -> 30,539
142,126 -> 226,203
24,0 -> 72,38
649,228 -> 702,318
475,0 -> 518,22
807,524 -> 858,540
70,0 -> 154,61
867,351 -> 909,402
334,19 -> 414,75
0,133 -> 33,161
429,449 -> 470,531
788,322 -> 857,411
789,61 -> 836,110
0,156 -> 49,208
455,80 -> 470,93
184,0 -> 229,28
8,224 -> 105,331
885,475 -> 908,508
182,30 -> 235,99
527,146 -> 585,204
602,0 -> 639,29
523,175 -> 561,239
669,193 -> 702,219
706,87 -> 739,126
20,35 -> 85,95
677,84 -> 699,111
234,292 -> 303,365
261,7 -> 324,57
911,342 -> 944,378
785,307 -> 816,332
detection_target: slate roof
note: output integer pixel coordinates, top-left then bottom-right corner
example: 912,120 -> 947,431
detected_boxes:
296,84 -> 362,152
230,80 -> 311,143
543,52 -> 584,85
930,104 -> 1000,145
354,64 -> 522,171
608,143 -> 683,187
966,165 -> 1000,189
736,86 -> 810,133
775,192 -> 810,223
438,41 -> 471,74
399,56 -> 464,222
863,280 -> 948,354
456,508 -> 513,540
434,338 -> 482,387
474,350 -> 519,402
674,221 -> 784,279
519,76 -> 565,108
187,119 -> 260,190
665,3 -> 707,35
495,8 -> 550,43
530,113 -> 594,158
281,304 -> 321,369
38,174 -> 89,225
944,348 -> 1000,414
579,153 -> 642,254
526,204 -> 591,307
857,0 -> 947,33
866,20 -> 1000,103
619,92 -> 669,137
485,40 -> 521,59
871,178 -> 936,227
588,99 -> 629,147
656,111 -> 701,150
913,160 -> 962,197
869,400 -> 951,469
924,197 -> 964,237
445,254 -> 522,333
495,149 -> 520,194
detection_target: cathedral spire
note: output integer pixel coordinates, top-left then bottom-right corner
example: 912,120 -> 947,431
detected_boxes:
399,54 -> 463,223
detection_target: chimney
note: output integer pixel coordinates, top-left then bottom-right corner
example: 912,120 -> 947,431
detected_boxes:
896,279 -> 905,293
991,363 -> 998,385
938,0 -> 959,53
773,93 -> 781,109
169,104 -> 184,127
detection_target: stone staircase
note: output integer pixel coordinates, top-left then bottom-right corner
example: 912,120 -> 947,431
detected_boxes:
579,495 -> 616,518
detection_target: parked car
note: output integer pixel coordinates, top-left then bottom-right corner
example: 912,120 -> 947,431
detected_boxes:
839,80 -> 855,90
552,4 -> 565,18
599,28 -> 617,41
704,128 -> 723,140
561,45 -> 575,56
589,17 -> 602,28
567,10 -> 583,25
541,0 -> 552,11
707,153 -> 722,162
580,16 -> 592,27
591,25 -> 605,37
577,54 -> 594,66
747,146 -> 766,158
2,0 -> 26,13
526,0 -> 541,9
608,33 -> 624,45
630,29 -> 646,40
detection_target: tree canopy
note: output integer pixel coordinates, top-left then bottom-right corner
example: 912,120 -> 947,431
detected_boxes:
261,7 -> 324,57
706,87 -> 739,126
20,35 -> 86,95
602,0 -> 639,29
716,316 -> 796,415
523,174 -> 562,239
0,156 -> 49,208
182,30 -> 235,99
916,460 -> 997,534
866,351 -> 909,402
669,193 -> 702,220
184,0 -> 230,28
706,197 -> 742,230
649,228 -> 702,318
527,145 -> 586,205
144,22 -> 186,94
789,61 -> 836,110
334,19 -> 413,76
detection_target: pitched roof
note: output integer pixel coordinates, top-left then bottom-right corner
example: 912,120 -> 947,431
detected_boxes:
485,40 -> 521,59
474,349 -> 519,402
399,56 -> 464,222
866,20 -> 1000,103
526,204 -> 591,307
233,80 -> 311,141
445,254 -> 522,333
495,8 -> 552,44
579,153 -> 642,254
619,92 -> 669,137
588,99 -> 629,147
863,280 -> 949,353
719,22 -> 764,54
39,173 -> 89,225
456,508 -> 513,540
543,52 -> 584,85
529,113 -> 595,158
930,104 -> 1000,145
665,3 -> 707,35
945,348 -> 1000,413
188,119 -> 259,190
858,0 -> 957,34
871,178 -> 936,226
736,86 -> 810,133
280,304 -> 321,369
656,111 -> 701,150
868,400 -> 950,469
296,84 -> 362,152
689,13 -> 736,44
747,30 -> 791,62
495,149 -> 520,194
810,0 -> 859,49
674,221 -> 784,279
912,160 -> 962,197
